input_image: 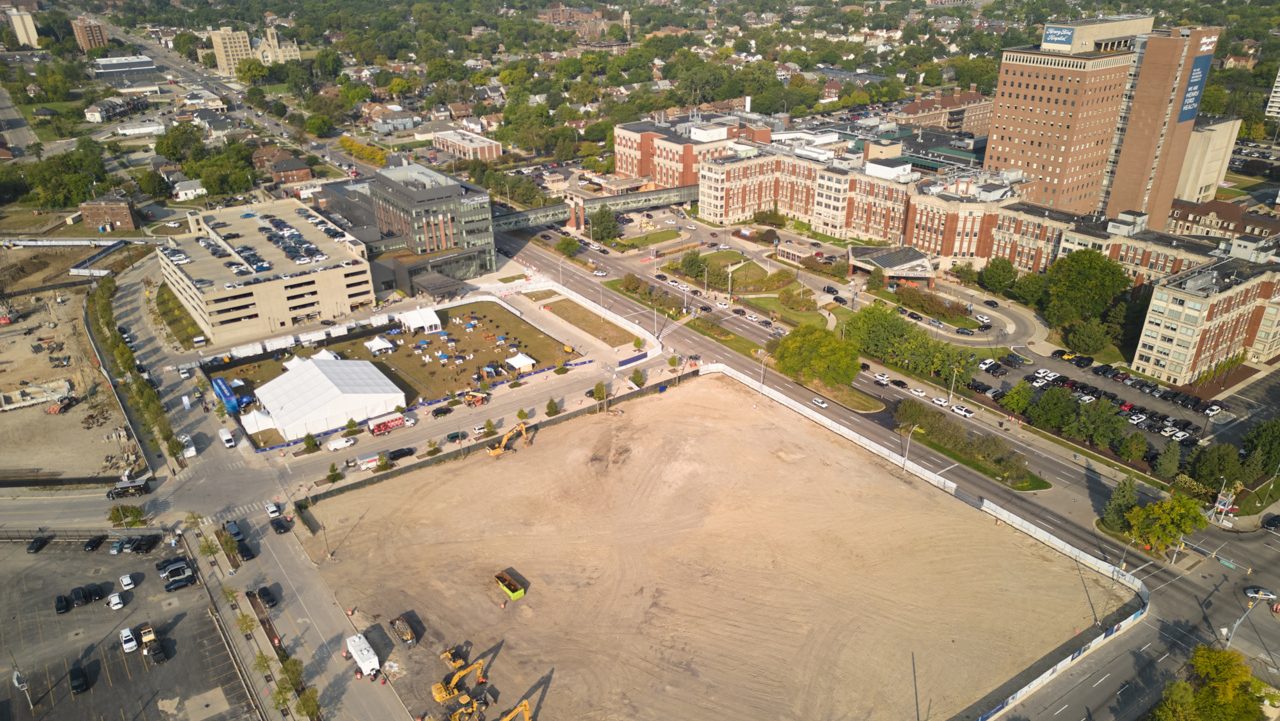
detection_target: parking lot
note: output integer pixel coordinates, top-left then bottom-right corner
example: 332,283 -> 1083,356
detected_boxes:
0,538 -> 255,721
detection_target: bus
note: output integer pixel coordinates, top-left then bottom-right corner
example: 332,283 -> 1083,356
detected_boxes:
106,476 -> 151,500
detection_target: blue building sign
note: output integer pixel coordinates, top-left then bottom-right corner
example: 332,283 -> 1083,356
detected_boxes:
1178,54 -> 1213,123
1042,26 -> 1075,46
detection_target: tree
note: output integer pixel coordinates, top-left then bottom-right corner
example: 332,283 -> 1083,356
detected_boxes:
138,169 -> 169,198
1125,494 -> 1208,552
592,382 -> 607,402
295,687 -> 321,719
1043,250 -> 1131,328
772,325 -> 861,387
1243,418 -> 1280,474
1155,441 -> 1182,479
1064,400 -> 1128,450
235,58 -> 269,85
545,398 -> 560,416
1010,273 -> 1047,307
252,652 -> 273,676
303,433 -> 319,452
978,257 -> 1016,295
867,266 -> 885,291
589,205 -> 618,242
236,612 -> 257,635
484,419 -> 496,437
344,418 -> 358,435
314,48 -> 342,80
555,236 -> 578,257
951,262 -> 978,285
998,380 -> 1034,415
28,141 -> 43,160
1102,477 -> 1139,532
108,504 -> 146,527
1065,318 -> 1111,354
630,368 -> 646,388
326,463 -> 342,483
304,114 -> 334,137
1187,645 -> 1266,721
516,408 -> 529,421
280,658 -> 304,689
1151,680 -> 1197,721
270,683 -> 292,711
1118,431 -> 1149,463
172,32 -> 201,62
155,123 -> 206,164
1026,386 -> 1076,431
1188,443 -> 1244,489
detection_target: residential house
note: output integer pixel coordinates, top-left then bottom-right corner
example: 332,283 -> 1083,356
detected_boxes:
447,102 -> 473,120
173,179 -> 207,201
271,157 -> 313,184
371,111 -> 419,135
252,145 -> 292,171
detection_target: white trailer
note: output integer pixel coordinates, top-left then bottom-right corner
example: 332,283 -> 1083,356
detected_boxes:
346,634 -> 379,676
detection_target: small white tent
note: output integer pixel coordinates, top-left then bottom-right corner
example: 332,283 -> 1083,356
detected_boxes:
399,306 -> 442,333
363,336 -> 395,355
506,352 -> 537,373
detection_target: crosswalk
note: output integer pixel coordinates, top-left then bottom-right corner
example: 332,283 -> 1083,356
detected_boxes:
198,501 -> 272,528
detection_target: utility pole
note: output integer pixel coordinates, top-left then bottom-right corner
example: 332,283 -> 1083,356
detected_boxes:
946,367 -> 958,404
758,350 -> 766,390
9,652 -> 32,711
901,424 -> 919,470
1225,600 -> 1260,649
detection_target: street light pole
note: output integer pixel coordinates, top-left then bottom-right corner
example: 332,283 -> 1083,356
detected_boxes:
902,423 -> 919,470
947,367 -> 958,404
758,350 -> 766,390
9,652 -> 32,711
1226,601 -> 1260,649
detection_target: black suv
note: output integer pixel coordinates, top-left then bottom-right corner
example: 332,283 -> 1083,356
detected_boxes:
270,518 -> 290,534
256,586 -> 278,608
83,535 -> 106,552
431,406 -> 452,418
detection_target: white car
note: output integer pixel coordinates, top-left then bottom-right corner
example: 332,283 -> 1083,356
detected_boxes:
932,397 -> 948,407
716,301 -> 729,309
1160,426 -> 1179,437
951,404 -> 975,418
811,397 -> 829,409
978,359 -> 995,371
178,367 -> 191,380
473,425 -> 487,435
746,314 -> 759,322
265,502 -> 282,519
1079,395 -> 1096,404
910,388 -> 927,398
1034,368 -> 1050,378
1128,414 -> 1147,425
873,373 -> 890,384
592,270 -> 607,277
1173,431 -> 1191,442
718,244 -> 730,250
1044,372 -> 1060,382
1032,378 -> 1048,388
664,219 -> 676,225
107,593 -> 124,610
119,574 -> 135,590
668,279 -> 680,287
120,627 -> 138,653
326,436 -> 356,452
1204,405 -> 1222,417
975,314 -> 991,324
1245,586 -> 1278,601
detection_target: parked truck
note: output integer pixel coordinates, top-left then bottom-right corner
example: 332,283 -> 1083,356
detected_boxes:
390,614 -> 416,646
368,412 -> 416,436
346,634 -> 380,677
139,623 -> 166,663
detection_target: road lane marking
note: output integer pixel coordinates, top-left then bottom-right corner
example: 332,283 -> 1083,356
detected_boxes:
938,463 -> 958,474
1092,673 -> 1111,687
1158,653 -> 1169,662
1054,704 -> 1069,715
1139,642 -> 1151,653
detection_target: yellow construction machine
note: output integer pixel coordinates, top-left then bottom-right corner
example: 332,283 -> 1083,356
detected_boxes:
431,659 -> 487,704
449,695 -> 489,721
439,644 -> 466,669
487,422 -> 529,457
495,700 -> 531,721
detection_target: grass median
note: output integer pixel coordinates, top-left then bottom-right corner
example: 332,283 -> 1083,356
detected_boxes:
811,380 -> 884,413
911,430 -> 1051,492
684,317 -> 759,357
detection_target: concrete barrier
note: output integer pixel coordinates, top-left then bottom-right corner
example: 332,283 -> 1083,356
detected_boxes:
696,363 -> 1148,721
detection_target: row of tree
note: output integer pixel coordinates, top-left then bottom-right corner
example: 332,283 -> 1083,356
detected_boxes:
838,303 -> 979,385
0,137 -> 112,208
894,399 -> 1037,487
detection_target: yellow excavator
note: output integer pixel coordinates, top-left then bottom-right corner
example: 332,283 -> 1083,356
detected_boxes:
487,422 -> 529,457
495,700 -> 531,721
449,695 -> 489,721
439,644 -> 466,669
431,659 -> 487,704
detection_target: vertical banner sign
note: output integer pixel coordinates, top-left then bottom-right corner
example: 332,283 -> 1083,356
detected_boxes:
1178,54 -> 1214,123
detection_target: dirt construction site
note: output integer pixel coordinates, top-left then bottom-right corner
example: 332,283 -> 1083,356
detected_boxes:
0,285 -> 137,481
308,377 -> 1133,721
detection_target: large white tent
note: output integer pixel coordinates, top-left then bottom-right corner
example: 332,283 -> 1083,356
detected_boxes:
253,357 -> 404,441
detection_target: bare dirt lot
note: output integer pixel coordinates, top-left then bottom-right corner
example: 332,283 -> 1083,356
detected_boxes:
0,245 -> 98,292
0,290 -> 136,480
309,377 -> 1131,721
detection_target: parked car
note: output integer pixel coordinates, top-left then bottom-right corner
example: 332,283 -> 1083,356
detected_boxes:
223,521 -> 244,542
83,535 -> 106,552
951,405 -> 975,418
256,586 -> 278,608
70,587 -> 87,607
120,573 -> 136,589
68,667 -> 89,694
165,576 -> 196,593
955,328 -> 975,336
387,447 -> 415,461
55,594 -> 70,614
270,518 -> 291,535
120,627 -> 139,653
107,593 -> 125,610
811,397 -> 829,409
26,537 -> 49,553
431,406 -> 453,418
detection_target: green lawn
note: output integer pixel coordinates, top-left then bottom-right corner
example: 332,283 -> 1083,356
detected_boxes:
522,290 -> 558,302
742,294 -> 826,328
616,229 -> 679,250
213,301 -> 573,406
260,83 -> 289,96
603,278 -> 686,319
913,431 -> 1051,492
498,274 -> 526,284
827,304 -> 857,324
155,282 -> 202,350
1215,187 -> 1250,200
730,261 -> 767,288
684,317 -> 759,357
812,379 -> 884,413
702,250 -> 745,265
46,221 -> 144,238
18,100 -> 86,142
546,299 -> 636,347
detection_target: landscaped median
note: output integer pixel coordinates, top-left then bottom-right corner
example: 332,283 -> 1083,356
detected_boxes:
683,316 -> 758,357
895,398 -> 1050,491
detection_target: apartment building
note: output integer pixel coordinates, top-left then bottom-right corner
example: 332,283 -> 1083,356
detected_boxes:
7,9 -> 37,48
985,16 -> 1221,229
989,203 -> 1077,273
1058,211 -> 1216,285
1167,199 -> 1280,241
72,16 -> 108,52
1175,116 -> 1241,203
615,114 -> 772,188
209,27 -> 252,76
904,178 -> 1019,268
156,199 -> 374,345
887,85 -> 993,136
1134,258 -> 1280,385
